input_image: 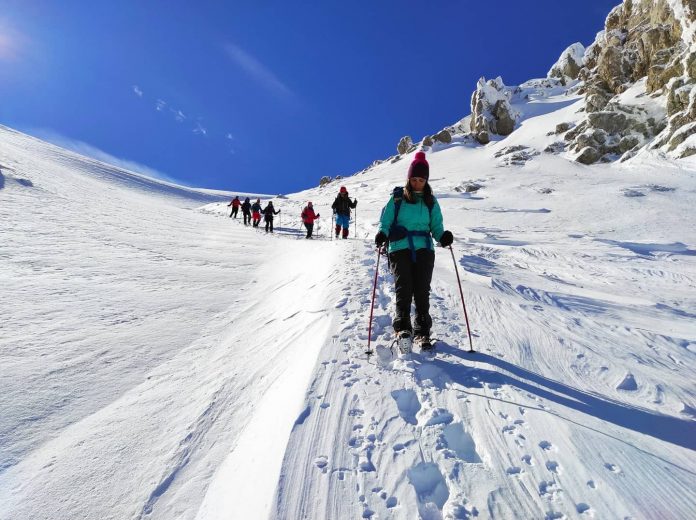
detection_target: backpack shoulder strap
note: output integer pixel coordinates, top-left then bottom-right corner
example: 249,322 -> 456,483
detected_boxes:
392,186 -> 404,223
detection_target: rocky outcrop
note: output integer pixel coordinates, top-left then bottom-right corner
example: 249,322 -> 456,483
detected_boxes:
397,136 -> 414,155
433,130 -> 452,144
470,77 -> 518,144
567,0 -> 696,163
548,43 -> 586,81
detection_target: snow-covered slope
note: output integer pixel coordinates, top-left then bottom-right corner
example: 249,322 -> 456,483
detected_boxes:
2,91 -> 696,520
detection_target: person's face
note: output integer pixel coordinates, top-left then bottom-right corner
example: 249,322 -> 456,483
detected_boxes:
409,177 -> 426,190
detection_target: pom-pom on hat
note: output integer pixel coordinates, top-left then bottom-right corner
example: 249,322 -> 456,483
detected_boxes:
408,151 -> 429,180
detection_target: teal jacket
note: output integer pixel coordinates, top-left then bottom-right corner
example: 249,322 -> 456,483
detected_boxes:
379,192 -> 445,254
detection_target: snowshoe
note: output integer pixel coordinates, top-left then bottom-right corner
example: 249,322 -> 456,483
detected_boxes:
396,330 -> 413,355
414,335 -> 434,352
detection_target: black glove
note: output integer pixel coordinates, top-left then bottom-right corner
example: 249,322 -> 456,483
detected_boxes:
439,230 -> 453,247
354,199 -> 358,206
375,231 -> 387,247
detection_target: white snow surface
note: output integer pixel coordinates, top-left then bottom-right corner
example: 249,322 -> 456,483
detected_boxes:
2,91 -> 696,520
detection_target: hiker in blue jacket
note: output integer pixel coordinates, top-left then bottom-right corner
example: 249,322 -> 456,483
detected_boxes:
331,186 -> 357,239
374,151 -> 453,353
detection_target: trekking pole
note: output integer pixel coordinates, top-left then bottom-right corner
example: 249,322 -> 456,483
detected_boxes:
449,245 -> 475,352
365,246 -> 384,356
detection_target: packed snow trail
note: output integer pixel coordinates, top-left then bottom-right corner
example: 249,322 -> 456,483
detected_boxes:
273,237 -> 696,520
0,126 -> 345,520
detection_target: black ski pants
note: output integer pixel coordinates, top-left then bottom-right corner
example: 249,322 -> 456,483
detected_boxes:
243,211 -> 251,225
304,222 -> 314,238
265,217 -> 274,233
389,248 -> 435,337
230,206 -> 239,218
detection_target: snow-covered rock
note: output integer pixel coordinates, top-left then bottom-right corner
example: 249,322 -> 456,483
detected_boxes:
548,42 -> 586,81
470,76 -> 518,144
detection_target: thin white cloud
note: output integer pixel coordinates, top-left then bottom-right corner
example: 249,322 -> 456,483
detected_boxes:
132,85 -> 143,97
226,133 -> 234,141
155,99 -> 167,111
170,108 -> 186,122
193,122 -> 208,136
224,43 -> 296,103
28,128 -> 179,184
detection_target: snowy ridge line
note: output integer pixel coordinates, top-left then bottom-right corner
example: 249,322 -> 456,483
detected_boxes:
0,125 -> 265,205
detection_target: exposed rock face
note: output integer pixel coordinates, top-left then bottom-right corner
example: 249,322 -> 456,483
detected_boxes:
567,0 -> 696,163
433,130 -> 452,144
548,43 -> 586,81
470,77 -> 518,144
397,136 -> 413,155
576,146 -> 602,164
494,145 -> 540,166
319,176 -> 332,187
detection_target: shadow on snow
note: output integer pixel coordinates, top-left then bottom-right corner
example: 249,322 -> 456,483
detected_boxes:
430,343 -> 696,452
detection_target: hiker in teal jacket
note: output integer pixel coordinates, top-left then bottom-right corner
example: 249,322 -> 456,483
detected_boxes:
375,151 -> 453,352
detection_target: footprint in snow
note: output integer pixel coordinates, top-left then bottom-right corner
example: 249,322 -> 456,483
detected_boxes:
522,454 -> 534,466
314,455 -> 329,471
539,440 -> 553,451
604,463 -> 622,473
616,373 -> 638,391
587,480 -> 596,489
391,389 -> 421,425
576,503 -> 592,515
506,466 -> 523,475
546,460 -> 560,474
538,480 -> 560,497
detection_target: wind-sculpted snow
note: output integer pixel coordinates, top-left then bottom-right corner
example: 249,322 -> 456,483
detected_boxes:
2,96 -> 696,520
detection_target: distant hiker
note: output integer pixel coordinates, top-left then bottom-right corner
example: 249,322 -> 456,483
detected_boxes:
374,151 -> 453,353
301,201 -> 320,239
263,201 -> 281,233
228,196 -> 241,218
251,198 -> 262,227
331,186 -> 357,239
241,197 -> 252,226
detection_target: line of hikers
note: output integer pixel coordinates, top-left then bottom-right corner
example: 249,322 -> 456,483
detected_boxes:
227,186 -> 357,239
228,197 -> 280,233
228,151 -> 456,351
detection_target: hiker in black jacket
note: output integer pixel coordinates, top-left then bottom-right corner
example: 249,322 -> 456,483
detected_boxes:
263,201 -> 281,233
331,186 -> 357,239
241,197 -> 252,226
251,199 -> 262,227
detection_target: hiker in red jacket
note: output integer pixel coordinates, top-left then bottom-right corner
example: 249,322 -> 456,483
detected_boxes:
228,196 -> 241,218
301,201 -> 320,239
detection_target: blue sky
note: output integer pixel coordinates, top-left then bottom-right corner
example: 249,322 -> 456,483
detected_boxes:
0,0 -> 619,194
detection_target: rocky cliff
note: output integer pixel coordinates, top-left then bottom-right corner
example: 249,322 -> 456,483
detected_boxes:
394,0 -> 696,165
